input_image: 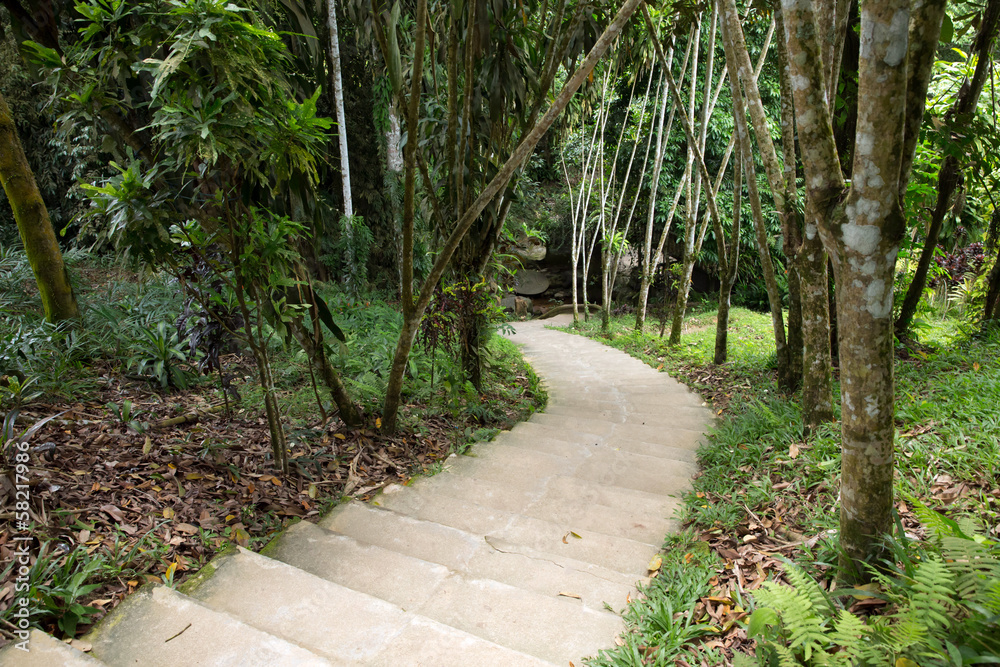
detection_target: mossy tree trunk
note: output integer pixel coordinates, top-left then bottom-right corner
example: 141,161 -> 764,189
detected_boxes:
0,91 -> 80,323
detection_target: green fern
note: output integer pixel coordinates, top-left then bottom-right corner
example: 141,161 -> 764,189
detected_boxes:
904,556 -> 956,634
753,579 -> 833,663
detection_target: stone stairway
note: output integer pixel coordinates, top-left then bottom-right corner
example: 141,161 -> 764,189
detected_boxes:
4,318 -> 712,666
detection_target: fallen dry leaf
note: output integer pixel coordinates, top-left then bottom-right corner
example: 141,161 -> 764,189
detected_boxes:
647,554 -> 662,573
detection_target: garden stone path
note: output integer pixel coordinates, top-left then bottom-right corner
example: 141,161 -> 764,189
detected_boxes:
4,317 -> 713,667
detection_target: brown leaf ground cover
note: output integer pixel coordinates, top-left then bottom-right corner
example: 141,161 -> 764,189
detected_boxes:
0,348 -> 544,644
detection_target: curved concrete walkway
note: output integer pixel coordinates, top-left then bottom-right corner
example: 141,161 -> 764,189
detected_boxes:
5,319 -> 712,667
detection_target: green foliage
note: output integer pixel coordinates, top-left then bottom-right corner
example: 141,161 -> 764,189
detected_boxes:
106,399 -> 148,433
749,560 -> 886,666
586,533 -> 719,666
0,31 -> 102,243
0,375 -> 43,410
748,518 -> 1000,666
130,322 -> 197,390
1,543 -> 104,637
321,214 -> 373,293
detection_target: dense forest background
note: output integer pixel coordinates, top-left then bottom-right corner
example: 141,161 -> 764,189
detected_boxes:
3,0 -> 1000,662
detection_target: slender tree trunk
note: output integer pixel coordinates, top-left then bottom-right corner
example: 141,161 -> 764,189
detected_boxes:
669,16 -> 705,346
985,241 -> 1000,320
601,71 -> 656,332
636,52 -> 675,332
722,0 -> 804,391
896,0 -> 1000,336
380,0 -> 646,432
0,91 -> 79,323
564,113 -> 603,325
799,243 -> 834,427
289,319 -> 361,425
254,343 -> 288,474
327,0 -> 352,219
743,134 -> 791,386
780,0 -> 945,577
714,134 -> 742,364
720,16 -> 792,388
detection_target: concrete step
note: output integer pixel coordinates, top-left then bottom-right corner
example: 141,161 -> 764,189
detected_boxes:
264,520 -> 450,610
322,500 -> 657,577
542,403 -> 713,429
452,440 -> 695,498
85,584 -> 330,666
529,412 -> 616,437
184,546 -> 556,667
377,479 -> 663,565
184,546 -> 411,664
366,616 -> 559,667
531,411 -> 712,440
266,521 -> 623,664
571,446 -> 698,495
400,460 -> 683,528
508,420 -> 606,446
1,629 -> 106,666
497,426 -> 699,464
442,443 -> 584,482
506,419 -> 706,460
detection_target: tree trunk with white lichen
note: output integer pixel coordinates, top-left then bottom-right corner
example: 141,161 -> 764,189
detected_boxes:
780,0 -> 945,578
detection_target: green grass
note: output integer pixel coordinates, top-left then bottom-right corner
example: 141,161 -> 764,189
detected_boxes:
573,306 -> 1000,665
559,305 -> 781,404
587,533 -> 724,667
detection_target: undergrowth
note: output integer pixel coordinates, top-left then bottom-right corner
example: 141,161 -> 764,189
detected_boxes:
569,307 -> 1000,666
0,249 -> 545,641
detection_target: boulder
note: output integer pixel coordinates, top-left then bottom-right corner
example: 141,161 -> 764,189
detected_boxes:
513,269 -> 550,296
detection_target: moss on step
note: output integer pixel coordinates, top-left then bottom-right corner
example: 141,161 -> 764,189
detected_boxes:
175,541 -> 237,596
258,518 -> 304,558
80,583 -> 155,648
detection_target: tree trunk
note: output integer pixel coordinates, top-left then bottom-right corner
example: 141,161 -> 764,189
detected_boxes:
798,244 -> 834,428
601,71 -> 657,333
780,0 -> 945,577
326,0 -> 353,219
288,318 -> 361,426
380,0 -> 646,432
668,15 -> 706,346
985,240 -> 1000,320
0,91 -> 80,323
896,0 -> 1000,337
724,33 -> 790,380
714,132 -> 742,364
722,0 -> 805,391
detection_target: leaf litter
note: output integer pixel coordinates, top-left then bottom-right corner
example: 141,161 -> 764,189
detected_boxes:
0,367 -> 538,643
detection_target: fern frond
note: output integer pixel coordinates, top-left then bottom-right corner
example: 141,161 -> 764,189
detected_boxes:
913,502 -> 963,541
906,556 -> 956,634
782,562 -> 836,618
886,616 -> 929,653
755,581 -> 829,662
942,536 -> 1000,606
731,651 -> 759,667
773,643 -> 805,667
